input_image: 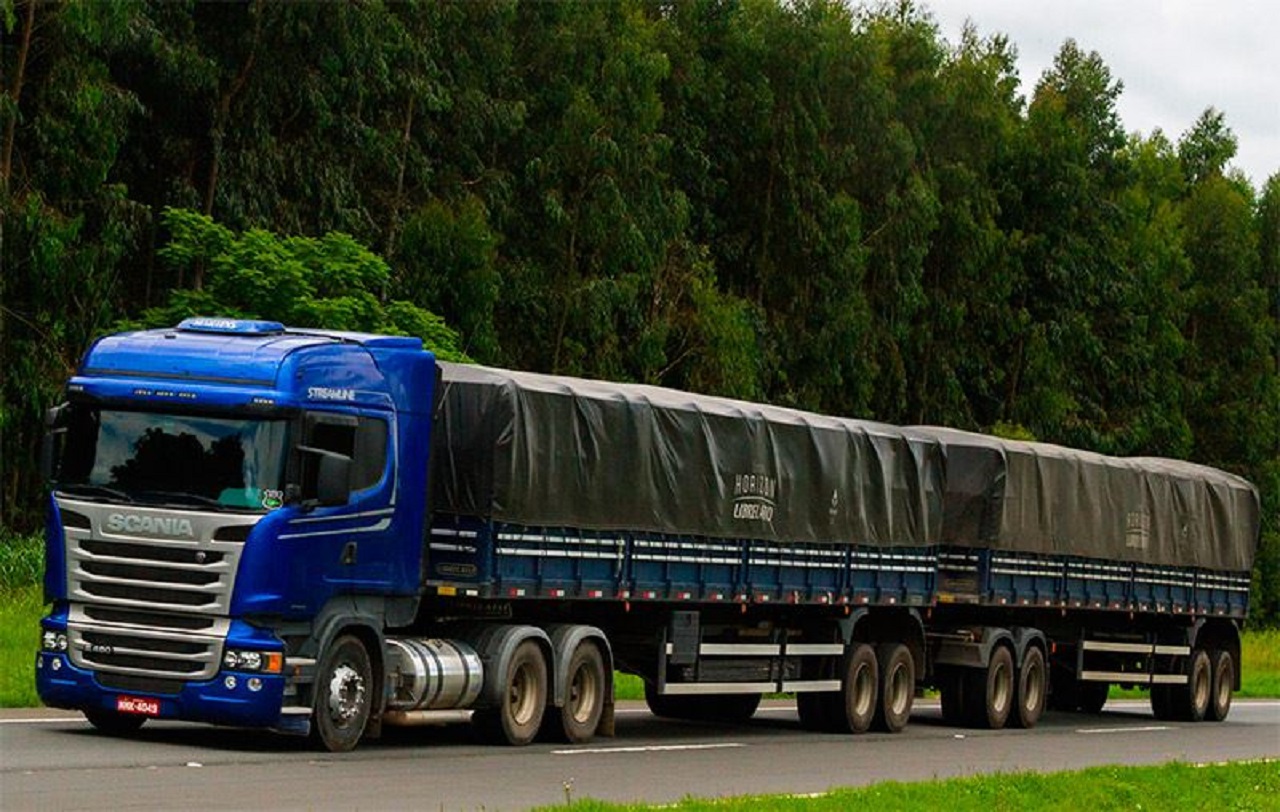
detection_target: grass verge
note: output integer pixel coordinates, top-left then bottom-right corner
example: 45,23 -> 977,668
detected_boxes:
0,583 -> 42,708
537,760 -> 1280,811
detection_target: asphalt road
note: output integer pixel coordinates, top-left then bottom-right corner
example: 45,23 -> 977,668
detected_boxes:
2,700 -> 1277,811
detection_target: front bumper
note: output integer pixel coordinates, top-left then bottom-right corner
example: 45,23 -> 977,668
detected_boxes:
36,605 -> 306,735
36,650 -> 297,731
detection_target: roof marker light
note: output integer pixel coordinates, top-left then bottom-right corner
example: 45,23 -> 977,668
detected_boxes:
178,317 -> 286,335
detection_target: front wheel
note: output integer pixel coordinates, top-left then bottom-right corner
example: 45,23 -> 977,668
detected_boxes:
84,708 -> 147,737
312,634 -> 374,752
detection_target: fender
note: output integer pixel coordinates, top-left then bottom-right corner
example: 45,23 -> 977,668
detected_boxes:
308,596 -> 389,738
1009,626 -> 1047,667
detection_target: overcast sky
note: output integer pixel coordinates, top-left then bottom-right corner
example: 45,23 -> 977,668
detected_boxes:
922,1 -> 1279,188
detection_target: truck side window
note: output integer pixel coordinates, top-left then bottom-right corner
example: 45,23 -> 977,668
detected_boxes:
302,413 -> 388,495
352,417 -> 388,491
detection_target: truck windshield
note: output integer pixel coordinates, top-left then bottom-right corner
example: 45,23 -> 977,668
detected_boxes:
52,406 -> 289,512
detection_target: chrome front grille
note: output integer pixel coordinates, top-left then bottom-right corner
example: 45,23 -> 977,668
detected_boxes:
56,498 -> 258,682
68,535 -> 238,614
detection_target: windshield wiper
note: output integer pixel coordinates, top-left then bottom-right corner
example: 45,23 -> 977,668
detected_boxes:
135,490 -> 223,508
56,483 -> 135,503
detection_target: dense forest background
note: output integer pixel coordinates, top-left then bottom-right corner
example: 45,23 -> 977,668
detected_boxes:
2,1 -> 1276,621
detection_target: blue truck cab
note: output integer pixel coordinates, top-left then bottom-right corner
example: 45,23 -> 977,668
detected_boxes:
37,318 -> 438,742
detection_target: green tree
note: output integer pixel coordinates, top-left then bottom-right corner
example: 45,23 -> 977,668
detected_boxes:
1,0 -> 145,530
130,208 -> 465,360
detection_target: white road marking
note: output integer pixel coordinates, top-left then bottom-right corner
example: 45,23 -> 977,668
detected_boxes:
1077,725 -> 1174,734
0,717 -> 84,725
553,743 -> 746,756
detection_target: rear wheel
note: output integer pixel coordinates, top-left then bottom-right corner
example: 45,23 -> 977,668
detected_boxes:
1013,646 -> 1047,729
872,643 -> 914,733
474,640 -> 548,745
965,645 -> 1014,729
1169,647 -> 1211,722
1207,648 -> 1234,722
836,644 -> 878,734
311,634 -> 373,752
84,708 -> 147,736
546,640 -> 606,743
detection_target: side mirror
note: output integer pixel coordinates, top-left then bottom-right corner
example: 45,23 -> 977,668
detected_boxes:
41,403 -> 69,482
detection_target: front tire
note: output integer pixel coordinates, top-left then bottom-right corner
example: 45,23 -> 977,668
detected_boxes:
312,634 -> 374,752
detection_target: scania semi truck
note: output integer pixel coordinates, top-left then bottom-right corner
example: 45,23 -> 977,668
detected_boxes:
37,318 -> 1260,751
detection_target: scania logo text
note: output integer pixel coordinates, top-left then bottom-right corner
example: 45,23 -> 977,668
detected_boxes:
105,513 -> 195,538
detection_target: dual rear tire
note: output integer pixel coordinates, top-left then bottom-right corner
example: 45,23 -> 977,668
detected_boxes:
1154,646 -> 1230,723
797,643 -> 878,734
939,644 -> 1045,730
797,642 -> 916,734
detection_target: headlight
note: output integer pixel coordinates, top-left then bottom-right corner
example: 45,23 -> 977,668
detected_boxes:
41,631 -> 68,652
223,649 -> 283,674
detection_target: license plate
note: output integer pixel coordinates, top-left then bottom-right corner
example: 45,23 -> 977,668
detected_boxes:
116,696 -> 161,716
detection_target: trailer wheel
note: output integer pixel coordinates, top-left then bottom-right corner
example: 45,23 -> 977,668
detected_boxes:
1168,647 -> 1212,722
474,640 -> 548,745
546,640 -> 606,743
966,644 -> 1013,729
938,667 -> 966,726
872,643 -> 914,733
84,708 -> 147,736
1207,648 -> 1234,722
837,643 -> 878,734
1013,646 -> 1047,729
312,634 -> 373,752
